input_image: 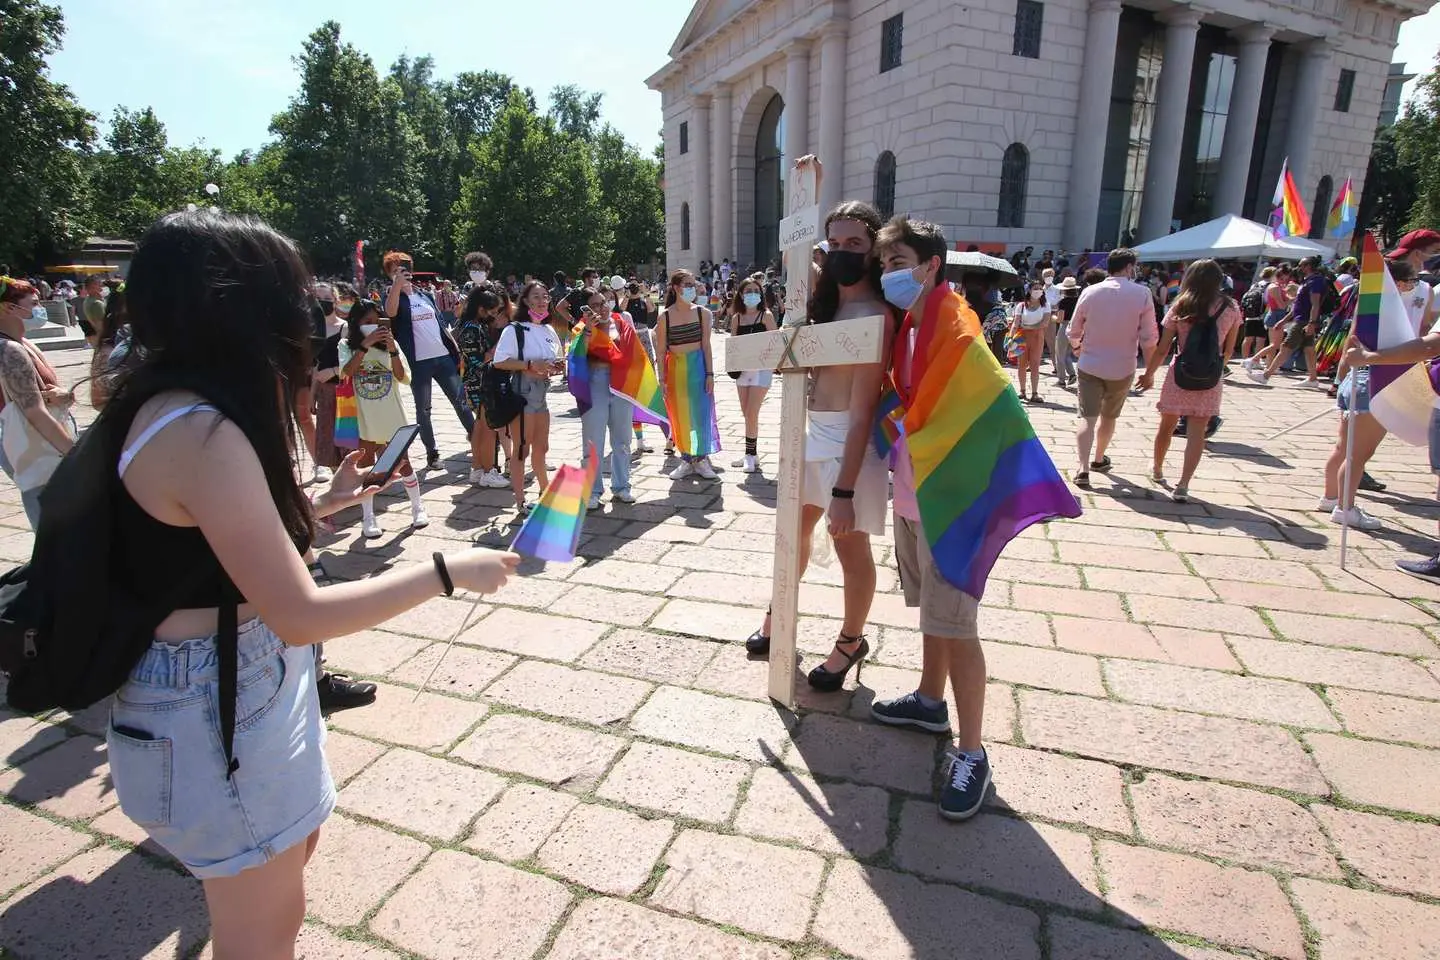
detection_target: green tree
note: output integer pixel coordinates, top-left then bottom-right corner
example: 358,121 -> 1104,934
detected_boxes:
87,107 -> 224,239
219,145 -> 287,222
1393,56 -> 1440,233
388,54 -> 458,271
453,90 -> 612,276
269,21 -> 424,273
593,125 -> 663,271
1357,127 -> 1416,248
0,0 -> 96,268
548,84 -> 602,140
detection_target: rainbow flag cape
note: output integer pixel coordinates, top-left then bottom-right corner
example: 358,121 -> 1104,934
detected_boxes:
880,285 -> 1081,599
1354,232 -> 1435,445
334,379 -> 359,448
511,444 -> 599,562
567,317 -> 669,431
1326,176 -> 1356,240
1269,159 -> 1311,238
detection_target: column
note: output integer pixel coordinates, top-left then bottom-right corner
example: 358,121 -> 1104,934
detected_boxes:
817,24 -> 848,215
784,41 -> 811,170
1064,0 -> 1122,253
711,83 -> 733,263
1214,23 -> 1275,217
1137,5 -> 1204,242
1284,39 -> 1332,191
691,94 -> 712,266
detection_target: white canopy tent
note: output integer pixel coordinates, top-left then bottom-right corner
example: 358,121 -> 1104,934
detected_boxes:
1132,214 -> 1336,262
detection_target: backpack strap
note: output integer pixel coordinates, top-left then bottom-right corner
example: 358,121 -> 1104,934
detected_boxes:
217,573 -> 241,779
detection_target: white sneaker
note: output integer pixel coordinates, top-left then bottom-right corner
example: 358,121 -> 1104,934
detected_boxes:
587,494 -> 602,510
411,506 -> 431,530
1299,380 -> 1326,391
613,489 -> 636,503
482,469 -> 509,488
1246,368 -> 1270,385
1316,497 -> 1339,512
1241,357 -> 1256,372
731,456 -> 747,468
743,454 -> 758,473
468,468 -> 487,486
669,461 -> 694,480
635,439 -> 654,453
313,465 -> 333,484
362,517 -> 383,539
694,459 -> 719,480
1330,506 -> 1382,531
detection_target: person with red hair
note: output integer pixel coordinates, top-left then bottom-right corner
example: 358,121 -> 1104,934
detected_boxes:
0,276 -> 74,527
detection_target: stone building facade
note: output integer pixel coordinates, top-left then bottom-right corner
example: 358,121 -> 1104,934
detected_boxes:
647,0 -> 1434,272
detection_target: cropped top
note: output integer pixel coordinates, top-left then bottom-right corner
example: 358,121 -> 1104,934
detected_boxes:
666,314 -> 703,347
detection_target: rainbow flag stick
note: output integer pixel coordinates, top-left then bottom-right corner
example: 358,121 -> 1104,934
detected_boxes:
413,445 -> 599,701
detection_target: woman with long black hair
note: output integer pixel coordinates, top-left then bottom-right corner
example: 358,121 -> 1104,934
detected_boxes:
101,211 -> 518,957
456,281 -> 516,489
728,274 -> 776,473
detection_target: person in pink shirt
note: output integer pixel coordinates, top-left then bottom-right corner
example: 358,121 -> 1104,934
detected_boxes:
1065,248 -> 1158,487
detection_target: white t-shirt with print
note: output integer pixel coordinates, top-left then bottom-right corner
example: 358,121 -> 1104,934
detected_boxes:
409,292 -> 449,361
494,321 -> 560,365
1404,280 -> 1434,337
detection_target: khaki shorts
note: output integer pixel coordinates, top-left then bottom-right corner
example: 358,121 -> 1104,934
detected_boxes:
1076,371 -> 1133,419
894,513 -> 980,639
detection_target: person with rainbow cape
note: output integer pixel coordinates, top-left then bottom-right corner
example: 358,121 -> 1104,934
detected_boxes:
872,216 -> 1082,821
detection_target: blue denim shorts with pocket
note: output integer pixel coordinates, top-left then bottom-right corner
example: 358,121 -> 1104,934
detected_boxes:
106,620 -> 334,879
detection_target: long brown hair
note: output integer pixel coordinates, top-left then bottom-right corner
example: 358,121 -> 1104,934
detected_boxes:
811,201 -> 884,324
665,269 -> 696,308
728,274 -> 765,319
1171,259 -> 1225,325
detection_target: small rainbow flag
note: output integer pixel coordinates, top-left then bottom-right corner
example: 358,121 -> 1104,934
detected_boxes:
1269,159 -> 1311,239
511,445 -> 599,562
882,285 -> 1081,599
334,379 -> 359,448
1326,176 -> 1356,240
568,316 -> 669,431
1354,231 -> 1434,446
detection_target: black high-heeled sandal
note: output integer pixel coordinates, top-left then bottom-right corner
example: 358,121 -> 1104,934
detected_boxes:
807,632 -> 869,692
745,608 -> 771,655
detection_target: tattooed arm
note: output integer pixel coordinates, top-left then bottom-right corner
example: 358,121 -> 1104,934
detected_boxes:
0,341 -> 73,454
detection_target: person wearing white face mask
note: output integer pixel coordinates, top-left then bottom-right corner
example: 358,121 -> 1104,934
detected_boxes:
465,251 -> 492,287
654,269 -> 720,480
728,276 -> 776,473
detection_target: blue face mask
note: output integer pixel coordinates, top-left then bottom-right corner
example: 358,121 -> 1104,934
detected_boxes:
881,265 -> 927,311
680,286 -> 698,303
743,292 -> 762,309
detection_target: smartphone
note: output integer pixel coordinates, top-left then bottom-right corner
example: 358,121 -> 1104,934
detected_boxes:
362,424 -> 421,487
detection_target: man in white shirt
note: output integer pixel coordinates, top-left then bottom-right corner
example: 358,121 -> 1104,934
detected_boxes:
1041,267 -> 1061,377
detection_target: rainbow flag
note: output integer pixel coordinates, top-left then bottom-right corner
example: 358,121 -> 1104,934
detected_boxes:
1354,231 -> 1434,446
1326,176 -> 1356,240
663,350 -> 721,457
883,285 -> 1081,599
334,379 -> 359,449
567,317 -> 669,431
1269,159 -> 1311,238
511,445 -> 599,562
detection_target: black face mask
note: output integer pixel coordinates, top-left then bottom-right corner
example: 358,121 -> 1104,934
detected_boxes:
825,249 -> 870,288
318,300 -> 335,316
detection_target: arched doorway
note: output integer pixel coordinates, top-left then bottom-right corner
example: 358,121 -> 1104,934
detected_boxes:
753,94 -> 786,270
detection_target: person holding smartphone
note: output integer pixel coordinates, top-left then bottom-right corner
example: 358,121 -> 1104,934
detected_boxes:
492,281 -> 563,513
573,288 -> 636,507
339,301 -> 428,537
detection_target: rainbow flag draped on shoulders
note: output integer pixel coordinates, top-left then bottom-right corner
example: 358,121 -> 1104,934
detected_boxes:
877,285 -> 1081,599
566,315 -> 669,431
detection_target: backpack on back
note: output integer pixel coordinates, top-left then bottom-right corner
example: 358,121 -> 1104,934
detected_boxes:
1173,305 -> 1225,391
1241,285 -> 1265,318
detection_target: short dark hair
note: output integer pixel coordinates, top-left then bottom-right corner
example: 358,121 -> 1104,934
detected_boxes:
1298,255 -> 1321,271
1107,248 -> 1138,274
1387,258 -> 1418,283
464,251 -> 493,271
876,215 -> 948,267
581,267 -> 600,280
553,270 -> 567,286
1082,268 -> 1108,287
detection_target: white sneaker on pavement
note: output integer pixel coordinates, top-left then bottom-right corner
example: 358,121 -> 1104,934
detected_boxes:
1330,506 -> 1382,531
694,459 -> 719,480
483,469 -> 509,488
743,454 -> 758,473
362,518 -> 383,539
669,461 -> 694,480
613,489 -> 636,503
1316,497 -> 1339,512
1246,368 -> 1270,385
411,506 -> 430,530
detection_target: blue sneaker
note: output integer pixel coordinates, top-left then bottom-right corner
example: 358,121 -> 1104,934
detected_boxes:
870,691 -> 951,734
939,748 -> 991,822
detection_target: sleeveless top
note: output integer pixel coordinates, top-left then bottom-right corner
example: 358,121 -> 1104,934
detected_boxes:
735,311 -> 767,337
1016,303 -> 1049,329
666,309 -> 704,347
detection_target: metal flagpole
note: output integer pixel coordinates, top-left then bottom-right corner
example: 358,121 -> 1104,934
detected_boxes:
1263,407 -> 1333,441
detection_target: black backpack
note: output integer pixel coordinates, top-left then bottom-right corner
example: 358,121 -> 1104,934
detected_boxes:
0,392 -> 246,777
1173,305 -> 1225,391
1317,277 -> 1342,319
1241,285 -> 1265,318
480,322 -> 527,431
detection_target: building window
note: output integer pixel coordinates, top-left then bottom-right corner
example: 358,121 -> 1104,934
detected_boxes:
1334,69 -> 1355,112
679,121 -> 689,155
874,152 -> 897,219
880,14 -> 903,73
1013,0 -> 1043,59
681,203 -> 691,250
1309,176 -> 1333,239
997,143 -> 1029,228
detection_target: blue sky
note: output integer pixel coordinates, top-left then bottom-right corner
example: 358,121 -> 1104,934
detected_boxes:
45,0 -> 1440,158
47,0 -> 693,156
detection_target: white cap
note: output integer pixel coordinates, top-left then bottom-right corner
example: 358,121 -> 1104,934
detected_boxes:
610,275 -> 626,291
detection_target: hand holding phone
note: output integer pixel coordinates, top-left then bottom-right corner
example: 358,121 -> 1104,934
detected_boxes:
360,424 -> 421,488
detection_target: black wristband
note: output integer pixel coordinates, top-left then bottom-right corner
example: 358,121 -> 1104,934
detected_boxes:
831,487 -> 855,500
432,552 -> 454,597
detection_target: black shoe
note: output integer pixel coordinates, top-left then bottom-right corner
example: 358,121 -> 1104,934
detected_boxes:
1358,472 -> 1387,492
1172,421 -> 1187,437
1205,416 -> 1222,439
1090,456 -> 1113,473
317,672 -> 377,711
426,450 -> 441,470
806,634 -> 869,692
745,629 -> 770,656
1395,555 -> 1440,584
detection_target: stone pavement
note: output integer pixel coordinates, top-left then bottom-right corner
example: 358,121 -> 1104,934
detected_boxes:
4,344 -> 1440,959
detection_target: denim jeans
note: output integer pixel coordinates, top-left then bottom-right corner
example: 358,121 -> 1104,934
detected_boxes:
1053,324 -> 1076,381
581,366 -> 633,497
410,356 -> 476,456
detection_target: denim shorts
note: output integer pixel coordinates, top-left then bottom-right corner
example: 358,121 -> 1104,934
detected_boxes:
1429,407 -> 1440,475
106,620 -> 334,879
517,374 -> 549,413
1263,308 -> 1289,330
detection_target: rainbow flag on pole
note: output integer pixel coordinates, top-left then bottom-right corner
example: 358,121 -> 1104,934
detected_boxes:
1354,232 -> 1435,446
511,445 -> 599,562
1269,159 -> 1311,238
1326,176 -> 1356,240
879,286 -> 1081,599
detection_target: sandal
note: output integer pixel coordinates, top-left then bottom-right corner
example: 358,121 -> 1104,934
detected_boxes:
806,633 -> 869,692
1072,470 -> 1091,489
1172,486 -> 1189,503
1090,456 -> 1113,473
1149,467 -> 1166,484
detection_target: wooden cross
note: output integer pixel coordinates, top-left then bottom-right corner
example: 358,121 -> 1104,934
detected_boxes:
723,159 -> 887,708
